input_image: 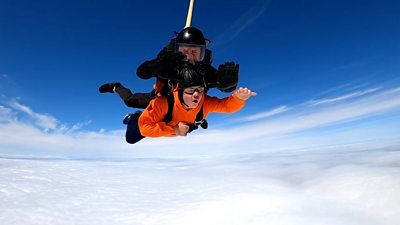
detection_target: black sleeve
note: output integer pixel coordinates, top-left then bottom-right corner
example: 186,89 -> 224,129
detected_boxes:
136,59 -> 159,80
135,38 -> 175,80
203,64 -> 219,89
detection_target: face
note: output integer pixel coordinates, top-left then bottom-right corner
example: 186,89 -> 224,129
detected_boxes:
182,86 -> 205,109
178,46 -> 202,62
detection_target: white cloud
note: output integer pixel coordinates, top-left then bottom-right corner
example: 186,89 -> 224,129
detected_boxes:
334,61 -> 369,71
62,120 -> 92,135
10,100 -> 58,130
223,87 -> 399,141
0,99 -> 105,156
240,105 -> 290,122
307,87 -> 380,106
213,0 -> 272,46
0,85 -> 399,158
0,105 -> 12,119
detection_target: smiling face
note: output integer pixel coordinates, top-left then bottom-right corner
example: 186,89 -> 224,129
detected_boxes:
182,85 -> 205,109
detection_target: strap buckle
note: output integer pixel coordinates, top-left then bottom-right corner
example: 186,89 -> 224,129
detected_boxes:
194,119 -> 208,129
194,119 -> 204,126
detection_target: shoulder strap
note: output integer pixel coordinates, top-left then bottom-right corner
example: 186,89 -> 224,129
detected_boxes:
162,94 -> 175,124
195,105 -> 208,129
195,105 -> 204,124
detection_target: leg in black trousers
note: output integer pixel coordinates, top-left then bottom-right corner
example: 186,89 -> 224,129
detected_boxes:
99,82 -> 154,109
115,85 -> 155,109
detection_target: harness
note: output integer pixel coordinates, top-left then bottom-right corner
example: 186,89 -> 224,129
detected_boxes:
162,92 -> 208,133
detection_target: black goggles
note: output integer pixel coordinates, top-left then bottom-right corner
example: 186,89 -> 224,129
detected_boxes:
183,87 -> 205,95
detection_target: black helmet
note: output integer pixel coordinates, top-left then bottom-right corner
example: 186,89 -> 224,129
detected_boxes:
178,66 -> 206,107
175,27 -> 209,61
176,27 -> 208,45
179,67 -> 205,89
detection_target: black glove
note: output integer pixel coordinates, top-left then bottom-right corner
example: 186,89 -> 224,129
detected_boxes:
217,62 -> 239,92
155,51 -> 188,81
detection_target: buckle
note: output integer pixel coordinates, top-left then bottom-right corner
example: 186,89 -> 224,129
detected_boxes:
194,120 -> 204,126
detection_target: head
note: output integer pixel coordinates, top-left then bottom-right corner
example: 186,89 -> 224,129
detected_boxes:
178,67 -> 206,109
175,27 -> 209,62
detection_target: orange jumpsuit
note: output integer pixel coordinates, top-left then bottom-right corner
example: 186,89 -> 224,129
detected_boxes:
138,89 -> 245,137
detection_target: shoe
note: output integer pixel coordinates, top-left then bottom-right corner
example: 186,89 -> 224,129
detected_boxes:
123,111 -> 142,125
99,82 -> 121,93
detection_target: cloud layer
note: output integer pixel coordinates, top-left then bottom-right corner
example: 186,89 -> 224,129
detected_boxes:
1,145 -> 399,225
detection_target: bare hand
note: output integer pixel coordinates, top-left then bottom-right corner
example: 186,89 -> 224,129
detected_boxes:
234,87 -> 257,101
173,122 -> 190,136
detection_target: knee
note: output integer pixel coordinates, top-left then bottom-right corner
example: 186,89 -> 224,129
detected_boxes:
125,139 -> 136,144
123,99 -> 135,108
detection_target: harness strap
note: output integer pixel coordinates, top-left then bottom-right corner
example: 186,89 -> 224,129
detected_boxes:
162,93 -> 175,124
188,104 -> 207,133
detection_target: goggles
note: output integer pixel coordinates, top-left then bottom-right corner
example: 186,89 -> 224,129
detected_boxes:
175,43 -> 205,61
183,87 -> 205,95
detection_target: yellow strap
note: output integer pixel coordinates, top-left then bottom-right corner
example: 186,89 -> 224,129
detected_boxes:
185,0 -> 195,28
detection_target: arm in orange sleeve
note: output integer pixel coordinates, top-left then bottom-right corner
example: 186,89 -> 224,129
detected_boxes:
138,97 -> 176,137
204,93 -> 246,114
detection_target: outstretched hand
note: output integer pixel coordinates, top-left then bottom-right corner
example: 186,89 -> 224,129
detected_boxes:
234,87 -> 257,101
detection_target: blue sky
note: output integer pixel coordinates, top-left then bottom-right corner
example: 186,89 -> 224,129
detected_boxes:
0,0 -> 399,159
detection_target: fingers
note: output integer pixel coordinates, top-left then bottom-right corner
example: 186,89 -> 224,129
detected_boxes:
235,87 -> 257,100
181,126 -> 189,136
167,51 -> 187,64
237,87 -> 255,94
173,52 -> 188,62
177,122 -> 189,136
